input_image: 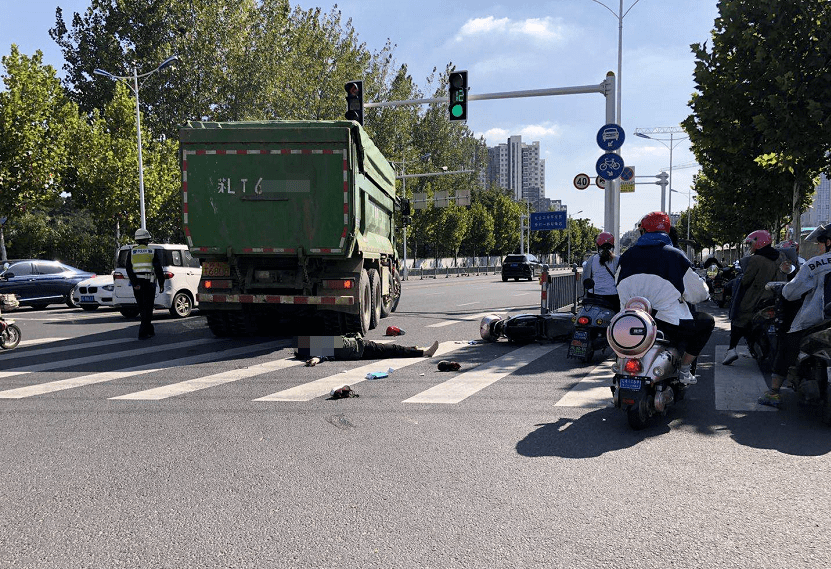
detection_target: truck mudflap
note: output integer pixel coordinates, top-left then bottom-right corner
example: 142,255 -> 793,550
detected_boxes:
198,293 -> 354,306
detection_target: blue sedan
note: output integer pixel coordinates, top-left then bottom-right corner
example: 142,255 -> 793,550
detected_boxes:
0,260 -> 95,309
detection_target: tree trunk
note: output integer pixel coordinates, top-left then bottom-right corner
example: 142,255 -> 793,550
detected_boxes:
792,179 -> 801,245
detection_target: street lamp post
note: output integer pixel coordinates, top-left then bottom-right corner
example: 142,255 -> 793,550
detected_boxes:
634,128 -> 687,215
93,55 -> 179,231
567,209 -> 584,266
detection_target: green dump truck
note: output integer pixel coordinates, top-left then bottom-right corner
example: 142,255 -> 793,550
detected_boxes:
179,120 -> 401,337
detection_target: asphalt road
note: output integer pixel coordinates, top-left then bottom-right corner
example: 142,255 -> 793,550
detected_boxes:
0,275 -> 829,569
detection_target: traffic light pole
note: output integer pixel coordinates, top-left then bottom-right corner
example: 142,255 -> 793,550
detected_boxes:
365,73 -> 620,252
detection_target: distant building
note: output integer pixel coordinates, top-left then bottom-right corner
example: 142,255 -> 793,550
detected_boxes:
800,173 -> 830,229
484,135 -> 547,211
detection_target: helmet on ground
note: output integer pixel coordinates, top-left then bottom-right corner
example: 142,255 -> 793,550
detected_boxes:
806,224 -> 831,244
743,230 -> 772,251
479,314 -> 503,342
134,228 -> 152,241
639,211 -> 671,233
596,232 -> 614,248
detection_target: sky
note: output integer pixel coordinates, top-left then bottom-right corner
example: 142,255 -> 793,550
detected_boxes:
0,0 -> 721,234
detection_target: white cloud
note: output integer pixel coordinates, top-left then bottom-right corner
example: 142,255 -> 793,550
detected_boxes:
457,16 -> 566,44
478,123 -> 562,145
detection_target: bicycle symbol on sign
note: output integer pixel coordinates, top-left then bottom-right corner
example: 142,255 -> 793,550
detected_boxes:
598,156 -> 621,173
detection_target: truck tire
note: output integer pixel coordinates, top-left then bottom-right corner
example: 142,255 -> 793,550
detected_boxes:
368,268 -> 381,330
206,312 -> 230,337
381,271 -> 401,318
344,269 -> 371,335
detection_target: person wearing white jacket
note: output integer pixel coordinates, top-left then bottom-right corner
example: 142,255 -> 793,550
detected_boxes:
616,212 -> 714,385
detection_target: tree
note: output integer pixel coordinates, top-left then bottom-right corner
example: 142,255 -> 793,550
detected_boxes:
461,202 -> 495,259
683,0 -> 831,243
0,46 -> 81,260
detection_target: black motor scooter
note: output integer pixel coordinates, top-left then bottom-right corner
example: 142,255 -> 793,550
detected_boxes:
566,278 -> 617,364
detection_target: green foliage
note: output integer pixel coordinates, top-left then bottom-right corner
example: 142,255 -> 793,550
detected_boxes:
683,0 -> 831,243
4,205 -> 114,273
0,46 -> 78,219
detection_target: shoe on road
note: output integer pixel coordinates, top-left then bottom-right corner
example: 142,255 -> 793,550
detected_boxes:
722,348 -> 738,365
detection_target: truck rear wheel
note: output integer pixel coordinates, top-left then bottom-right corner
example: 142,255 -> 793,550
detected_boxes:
381,270 -> 401,318
368,269 -> 381,330
206,312 -> 230,337
344,269 -> 371,335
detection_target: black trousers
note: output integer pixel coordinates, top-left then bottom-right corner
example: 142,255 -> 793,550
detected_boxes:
361,341 -> 422,359
656,311 -> 715,357
132,278 -> 157,338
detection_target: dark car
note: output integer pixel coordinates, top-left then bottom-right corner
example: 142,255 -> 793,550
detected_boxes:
0,260 -> 95,309
501,254 -> 541,282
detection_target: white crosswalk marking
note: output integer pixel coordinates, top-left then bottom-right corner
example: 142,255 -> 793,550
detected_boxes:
255,342 -> 463,402
16,337 -> 68,348
0,341 -> 287,399
0,337 -> 133,363
404,343 -> 562,404
714,344 -> 776,412
0,338 -> 217,378
554,359 -> 614,408
112,355 -> 302,400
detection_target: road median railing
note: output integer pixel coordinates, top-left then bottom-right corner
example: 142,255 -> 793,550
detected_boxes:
540,264 -> 584,314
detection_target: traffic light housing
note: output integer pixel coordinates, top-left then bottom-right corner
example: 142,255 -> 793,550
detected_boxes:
448,71 -> 468,121
344,81 -> 364,125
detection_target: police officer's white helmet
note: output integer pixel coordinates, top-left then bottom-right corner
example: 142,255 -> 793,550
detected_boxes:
134,228 -> 152,241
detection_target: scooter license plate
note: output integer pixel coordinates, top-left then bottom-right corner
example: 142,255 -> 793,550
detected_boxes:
568,341 -> 587,358
619,378 -> 642,390
573,329 -> 589,340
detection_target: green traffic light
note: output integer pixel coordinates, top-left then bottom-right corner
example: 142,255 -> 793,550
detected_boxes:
450,104 -> 464,118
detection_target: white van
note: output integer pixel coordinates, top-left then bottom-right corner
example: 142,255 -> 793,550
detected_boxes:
112,244 -> 202,318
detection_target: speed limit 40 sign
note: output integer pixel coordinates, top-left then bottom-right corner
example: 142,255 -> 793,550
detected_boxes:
573,173 -> 590,190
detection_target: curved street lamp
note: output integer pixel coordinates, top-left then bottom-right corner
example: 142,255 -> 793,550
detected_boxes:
634,128 -> 688,214
93,55 -> 179,231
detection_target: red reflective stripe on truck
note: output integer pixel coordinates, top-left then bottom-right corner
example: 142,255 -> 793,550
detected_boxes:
199,293 -> 354,305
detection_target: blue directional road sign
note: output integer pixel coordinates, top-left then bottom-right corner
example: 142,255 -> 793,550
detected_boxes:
596,153 -> 625,181
596,123 -> 625,151
530,211 -> 567,231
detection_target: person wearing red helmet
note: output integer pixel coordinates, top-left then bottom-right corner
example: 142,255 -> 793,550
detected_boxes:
581,231 -> 620,311
723,230 -> 782,365
616,211 -> 714,385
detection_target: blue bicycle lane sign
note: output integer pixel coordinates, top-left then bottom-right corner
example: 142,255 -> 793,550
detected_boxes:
596,153 -> 625,181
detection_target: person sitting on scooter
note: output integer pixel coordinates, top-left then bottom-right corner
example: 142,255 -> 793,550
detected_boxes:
616,211 -> 714,385
759,224 -> 831,408
581,231 -> 620,312
723,230 -> 782,365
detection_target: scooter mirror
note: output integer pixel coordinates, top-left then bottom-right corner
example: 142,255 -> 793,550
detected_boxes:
583,278 -> 595,290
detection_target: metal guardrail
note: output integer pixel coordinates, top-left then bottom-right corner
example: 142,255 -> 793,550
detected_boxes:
540,266 -> 584,314
402,263 -> 573,280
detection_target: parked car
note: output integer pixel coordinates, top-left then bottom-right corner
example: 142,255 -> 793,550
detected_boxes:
0,260 -> 95,309
501,254 -> 541,282
112,244 -> 202,318
71,274 -> 116,311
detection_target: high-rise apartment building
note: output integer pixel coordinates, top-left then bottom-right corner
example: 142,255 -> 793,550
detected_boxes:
483,135 -> 547,211
800,173 -> 830,229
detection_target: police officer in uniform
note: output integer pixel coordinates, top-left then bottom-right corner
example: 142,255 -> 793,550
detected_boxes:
126,228 -> 165,340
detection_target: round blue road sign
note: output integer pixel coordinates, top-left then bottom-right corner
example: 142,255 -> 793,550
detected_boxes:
596,153 -> 625,181
596,123 -> 625,151
621,166 -> 635,182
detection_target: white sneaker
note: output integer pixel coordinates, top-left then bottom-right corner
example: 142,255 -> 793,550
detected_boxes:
722,348 -> 738,365
678,367 -> 697,385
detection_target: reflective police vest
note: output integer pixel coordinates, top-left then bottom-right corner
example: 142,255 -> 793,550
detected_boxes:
131,246 -> 155,280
